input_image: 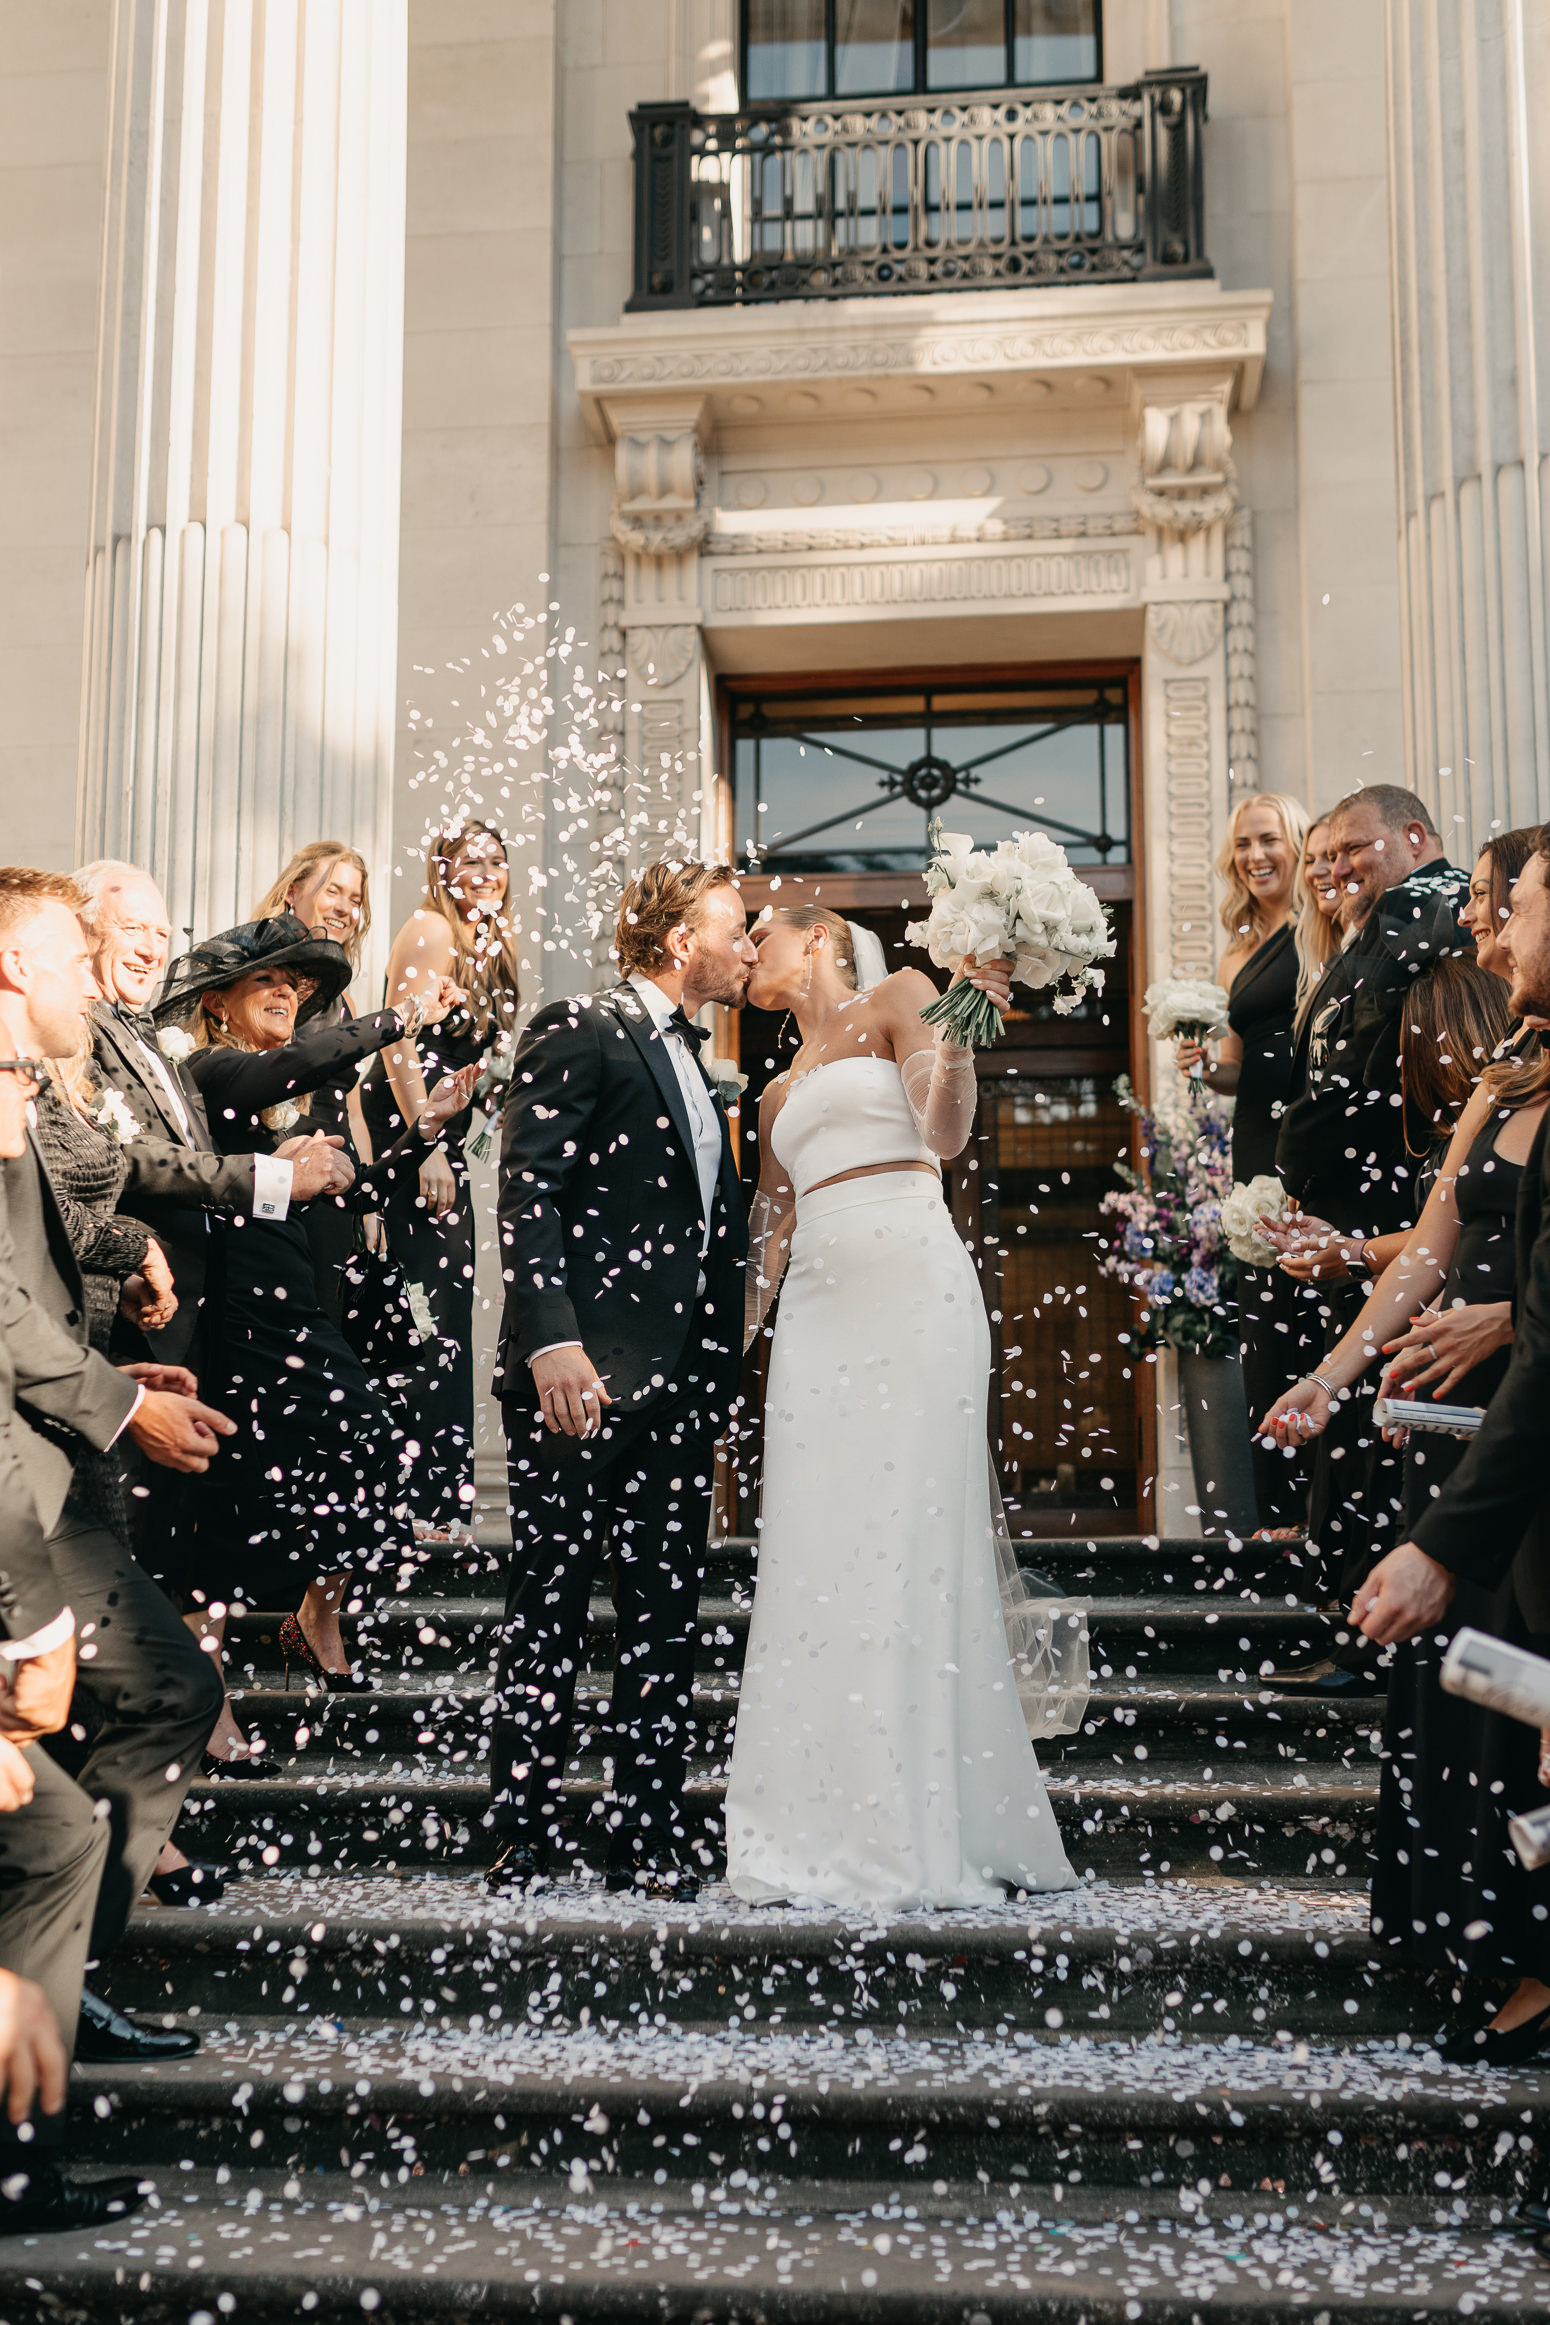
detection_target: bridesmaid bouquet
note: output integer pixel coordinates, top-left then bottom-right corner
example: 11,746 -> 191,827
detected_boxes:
906,821 -> 1115,1050
1142,975 -> 1230,1065
1219,1172 -> 1288,1266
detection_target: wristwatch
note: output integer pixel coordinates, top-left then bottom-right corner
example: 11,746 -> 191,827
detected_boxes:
396,994 -> 426,1041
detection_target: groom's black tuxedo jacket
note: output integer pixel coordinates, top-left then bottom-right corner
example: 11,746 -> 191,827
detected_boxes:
495,985 -> 747,1420
91,1001 -> 260,1365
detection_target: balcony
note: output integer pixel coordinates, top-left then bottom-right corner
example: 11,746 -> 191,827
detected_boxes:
628,71 -> 1210,312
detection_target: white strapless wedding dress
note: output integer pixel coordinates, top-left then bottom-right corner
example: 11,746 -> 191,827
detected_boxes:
724,1055 -> 1077,1910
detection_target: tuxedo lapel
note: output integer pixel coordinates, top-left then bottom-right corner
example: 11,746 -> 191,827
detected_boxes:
608,986 -> 701,1189
24,1128 -> 87,1328
94,1005 -> 205,1149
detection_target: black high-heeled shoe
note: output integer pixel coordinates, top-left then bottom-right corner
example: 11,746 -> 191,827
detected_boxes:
279,1613 -> 371,1692
146,1858 -> 229,1907
1435,2000 -> 1550,2066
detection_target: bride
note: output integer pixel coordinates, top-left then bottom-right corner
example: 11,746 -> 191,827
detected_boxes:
724,905 -> 1079,1910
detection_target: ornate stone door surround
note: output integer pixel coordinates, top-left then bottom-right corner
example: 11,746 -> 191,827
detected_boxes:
571,283 -> 1270,996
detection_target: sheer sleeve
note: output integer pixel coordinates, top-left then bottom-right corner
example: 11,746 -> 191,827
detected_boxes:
744,1184 -> 796,1352
898,1039 -> 979,1159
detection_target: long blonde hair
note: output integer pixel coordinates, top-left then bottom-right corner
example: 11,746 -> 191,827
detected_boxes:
1217,792 -> 1311,948
252,843 -> 371,971
191,982 -> 309,1129
1293,816 -> 1343,1029
423,821 -> 521,1037
45,1021 -> 99,1115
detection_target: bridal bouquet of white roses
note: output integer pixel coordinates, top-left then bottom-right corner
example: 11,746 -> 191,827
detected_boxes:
1219,1172 -> 1289,1266
905,822 -> 1115,1050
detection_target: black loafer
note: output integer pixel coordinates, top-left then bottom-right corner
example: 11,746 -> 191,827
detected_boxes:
1260,1657 -> 1373,1694
76,1988 -> 199,2063
1514,2197 -> 1550,2233
486,1840 -> 550,1895
0,2163 -> 150,2235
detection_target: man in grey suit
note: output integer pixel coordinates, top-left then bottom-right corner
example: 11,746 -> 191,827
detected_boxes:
0,1041 -> 144,2230
0,871 -> 236,2223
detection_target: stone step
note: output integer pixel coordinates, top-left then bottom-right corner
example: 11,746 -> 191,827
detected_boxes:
101,1875 -> 1411,2042
225,1673 -> 1383,1771
173,1759 -> 1377,1879
224,1593 -> 1339,1684
68,2020 -> 1550,2213
7,2169 -> 1548,2323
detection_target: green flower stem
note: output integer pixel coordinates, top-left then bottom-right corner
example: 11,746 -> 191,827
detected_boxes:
918,980 -> 1004,1051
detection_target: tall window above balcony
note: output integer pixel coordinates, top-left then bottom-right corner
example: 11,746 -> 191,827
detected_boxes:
743,0 -> 1101,103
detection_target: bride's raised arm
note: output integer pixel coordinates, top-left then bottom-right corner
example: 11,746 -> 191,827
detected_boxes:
744,1086 -> 796,1352
878,960 -> 1010,1159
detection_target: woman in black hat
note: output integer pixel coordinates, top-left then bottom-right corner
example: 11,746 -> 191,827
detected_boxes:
153,914 -> 472,1748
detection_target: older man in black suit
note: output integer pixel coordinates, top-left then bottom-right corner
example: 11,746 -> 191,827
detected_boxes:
491,860 -> 755,1900
77,860 -> 346,1367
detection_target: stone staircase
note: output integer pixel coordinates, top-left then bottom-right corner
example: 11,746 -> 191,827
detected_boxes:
7,1519 -> 1550,2322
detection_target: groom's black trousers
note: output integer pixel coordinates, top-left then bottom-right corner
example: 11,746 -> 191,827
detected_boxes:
494,1368 -> 722,1862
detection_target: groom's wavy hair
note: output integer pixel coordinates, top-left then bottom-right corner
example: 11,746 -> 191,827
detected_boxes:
615,859 -> 738,976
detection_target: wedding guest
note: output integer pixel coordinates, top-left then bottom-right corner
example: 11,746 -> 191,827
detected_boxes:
359,822 -> 521,1534
1333,830 -> 1550,2065
251,844 -> 372,1323
78,860 -> 344,1369
1175,791 -> 1309,1530
0,872 -> 234,2087
152,914 -> 470,1703
1293,815 -> 1346,1020
1269,786 -> 1469,1638
31,1036 -> 227,1908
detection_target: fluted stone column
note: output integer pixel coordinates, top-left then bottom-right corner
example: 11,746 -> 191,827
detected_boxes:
77,0 -> 408,953
1386,0 -> 1550,840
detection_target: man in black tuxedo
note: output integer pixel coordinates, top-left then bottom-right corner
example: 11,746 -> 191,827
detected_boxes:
77,861 -> 345,1368
0,872 -> 232,2120
1352,824 -> 1550,1647
491,860 -> 755,1899
1271,784 -> 1469,1647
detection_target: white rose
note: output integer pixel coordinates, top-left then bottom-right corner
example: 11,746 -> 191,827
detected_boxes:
158,1025 -> 194,1062
1220,1174 -> 1288,1265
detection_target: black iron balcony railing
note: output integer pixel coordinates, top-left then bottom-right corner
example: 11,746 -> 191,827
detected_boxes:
628,71 -> 1209,311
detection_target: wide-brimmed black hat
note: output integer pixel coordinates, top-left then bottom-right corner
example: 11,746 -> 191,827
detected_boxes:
153,913 -> 353,1028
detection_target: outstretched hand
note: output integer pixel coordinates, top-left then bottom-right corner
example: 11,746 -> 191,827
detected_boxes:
1348,1542 -> 1456,1645
1257,1376 -> 1333,1444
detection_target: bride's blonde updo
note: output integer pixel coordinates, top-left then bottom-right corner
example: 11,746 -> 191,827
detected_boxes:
772,904 -> 857,988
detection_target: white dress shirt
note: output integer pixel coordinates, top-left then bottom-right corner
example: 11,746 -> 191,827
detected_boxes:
529,975 -> 722,1366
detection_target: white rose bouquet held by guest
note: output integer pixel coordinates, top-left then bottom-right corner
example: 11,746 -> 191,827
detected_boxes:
906,821 -> 1115,1049
1220,1172 -> 1290,1266
1143,975 -> 1232,1077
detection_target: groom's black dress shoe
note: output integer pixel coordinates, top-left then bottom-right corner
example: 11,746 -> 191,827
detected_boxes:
76,1989 -> 198,2062
486,1840 -> 551,1895
0,2162 -> 151,2236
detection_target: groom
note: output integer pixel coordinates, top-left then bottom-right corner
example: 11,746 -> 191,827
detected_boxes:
490,860 -> 754,1899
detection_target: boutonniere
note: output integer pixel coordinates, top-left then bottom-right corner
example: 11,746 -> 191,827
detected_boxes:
265,1099 -> 302,1134
91,1088 -> 138,1146
704,1058 -> 749,1116
158,1026 -> 194,1063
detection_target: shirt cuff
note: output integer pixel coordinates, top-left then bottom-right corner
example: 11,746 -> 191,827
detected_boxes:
252,1154 -> 294,1221
107,1383 -> 146,1446
0,1607 -> 75,1663
529,1342 -> 583,1364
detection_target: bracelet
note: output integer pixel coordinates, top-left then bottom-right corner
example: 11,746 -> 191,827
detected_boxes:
1359,1240 -> 1378,1276
396,995 -> 425,1041
1307,1369 -> 1341,1401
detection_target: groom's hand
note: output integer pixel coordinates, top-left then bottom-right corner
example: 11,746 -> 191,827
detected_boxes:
531,1345 -> 613,1438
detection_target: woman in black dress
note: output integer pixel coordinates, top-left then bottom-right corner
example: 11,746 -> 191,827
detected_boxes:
250,843 -> 373,1325
358,821 -> 521,1534
152,914 -> 471,1721
1175,791 -> 1311,1530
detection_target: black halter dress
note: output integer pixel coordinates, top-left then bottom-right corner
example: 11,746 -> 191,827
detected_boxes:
1226,925 -> 1318,1529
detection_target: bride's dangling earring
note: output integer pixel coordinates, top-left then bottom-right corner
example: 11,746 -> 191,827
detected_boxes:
799,942 -> 814,999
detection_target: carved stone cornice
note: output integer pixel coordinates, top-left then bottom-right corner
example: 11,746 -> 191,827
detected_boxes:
1130,387 -> 1238,536
571,285 -> 1271,437
705,510 -> 1140,556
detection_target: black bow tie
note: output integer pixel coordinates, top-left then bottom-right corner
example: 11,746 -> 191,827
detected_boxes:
666,1005 -> 710,1054
115,1004 -> 159,1041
